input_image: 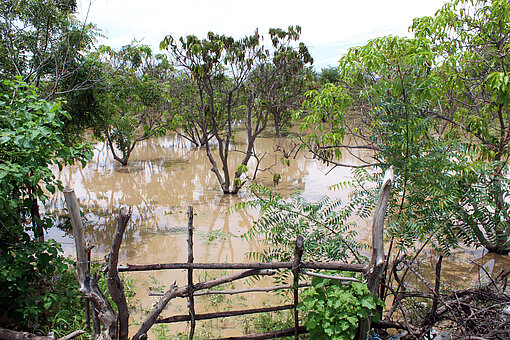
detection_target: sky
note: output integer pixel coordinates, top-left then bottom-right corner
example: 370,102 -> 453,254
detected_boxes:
76,0 -> 447,70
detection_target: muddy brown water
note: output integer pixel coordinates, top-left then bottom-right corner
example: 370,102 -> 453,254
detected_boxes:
46,132 -> 510,338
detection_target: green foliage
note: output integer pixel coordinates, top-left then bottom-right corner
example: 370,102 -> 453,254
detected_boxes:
318,66 -> 341,85
453,161 -> 510,252
0,78 -> 91,234
294,0 -> 510,254
39,257 -> 89,337
236,164 -> 249,174
243,184 -> 365,266
0,0 -> 103,143
299,274 -> 381,340
0,79 -> 91,330
242,309 -> 294,339
94,44 -> 175,165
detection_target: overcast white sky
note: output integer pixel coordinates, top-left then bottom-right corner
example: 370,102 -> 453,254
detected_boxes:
77,0 -> 447,69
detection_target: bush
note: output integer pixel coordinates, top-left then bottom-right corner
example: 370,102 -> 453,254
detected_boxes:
299,274 -> 381,340
0,78 -> 91,332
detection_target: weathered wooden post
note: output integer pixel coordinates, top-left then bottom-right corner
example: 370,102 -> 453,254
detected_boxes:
359,167 -> 394,340
63,187 -> 119,340
106,207 -> 132,340
187,206 -> 196,340
292,235 -> 304,339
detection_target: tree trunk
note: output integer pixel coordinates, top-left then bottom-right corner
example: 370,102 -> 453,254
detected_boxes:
273,107 -> 281,137
30,195 -> 44,242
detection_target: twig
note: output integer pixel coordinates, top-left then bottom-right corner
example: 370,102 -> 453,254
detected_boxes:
300,270 -> 361,283
148,284 -> 310,297
57,330 -> 86,340
118,261 -> 366,272
156,304 -> 294,323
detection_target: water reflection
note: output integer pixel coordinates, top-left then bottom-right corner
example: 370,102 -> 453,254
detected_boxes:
47,133 -> 357,261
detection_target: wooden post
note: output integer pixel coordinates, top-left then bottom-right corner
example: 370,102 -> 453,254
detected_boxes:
187,206 -> 196,340
63,187 -> 118,340
292,236 -> 304,339
359,167 -> 394,340
85,246 -> 92,333
63,187 -> 87,286
107,207 -> 132,340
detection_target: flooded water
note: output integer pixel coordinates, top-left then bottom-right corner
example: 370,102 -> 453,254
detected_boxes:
46,131 -> 510,338
46,132 -> 370,337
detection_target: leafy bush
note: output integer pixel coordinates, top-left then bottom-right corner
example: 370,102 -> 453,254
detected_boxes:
299,274 -> 381,340
0,78 -> 91,331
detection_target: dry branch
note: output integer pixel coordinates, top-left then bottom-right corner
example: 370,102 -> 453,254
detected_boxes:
186,206 -> 196,340
64,188 -> 117,339
149,284 -> 310,297
57,330 -> 86,340
106,207 -> 132,340
300,270 -> 361,283
0,329 -> 53,340
419,255 -> 443,335
359,167 -> 393,340
292,236 -> 304,339
209,326 -> 307,340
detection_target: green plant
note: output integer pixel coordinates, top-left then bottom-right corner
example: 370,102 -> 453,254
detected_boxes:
242,308 -> 295,339
41,258 -> 89,338
299,274 -> 381,340
242,184 -> 365,266
0,78 -> 91,331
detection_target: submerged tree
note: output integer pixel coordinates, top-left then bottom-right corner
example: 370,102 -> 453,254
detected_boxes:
94,44 -> 176,166
161,26 -> 312,194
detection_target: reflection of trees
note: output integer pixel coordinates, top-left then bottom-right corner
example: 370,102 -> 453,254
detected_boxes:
46,133 -> 357,264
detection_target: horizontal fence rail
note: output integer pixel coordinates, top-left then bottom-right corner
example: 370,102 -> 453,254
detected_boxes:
117,261 -> 366,272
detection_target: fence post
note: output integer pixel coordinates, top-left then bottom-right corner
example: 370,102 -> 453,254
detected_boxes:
107,207 -> 132,340
63,187 -> 118,339
292,235 -> 304,339
187,206 -> 196,339
359,167 -> 394,340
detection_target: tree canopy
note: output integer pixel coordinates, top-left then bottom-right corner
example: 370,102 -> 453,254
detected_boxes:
295,0 -> 510,254
161,26 -> 313,194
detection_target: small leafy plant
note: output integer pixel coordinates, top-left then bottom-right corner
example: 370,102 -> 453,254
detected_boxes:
299,273 -> 381,340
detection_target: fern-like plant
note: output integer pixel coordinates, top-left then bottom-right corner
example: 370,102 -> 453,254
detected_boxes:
242,184 -> 366,266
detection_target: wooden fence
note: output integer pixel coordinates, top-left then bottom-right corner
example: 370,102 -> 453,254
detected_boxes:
63,168 -> 393,340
